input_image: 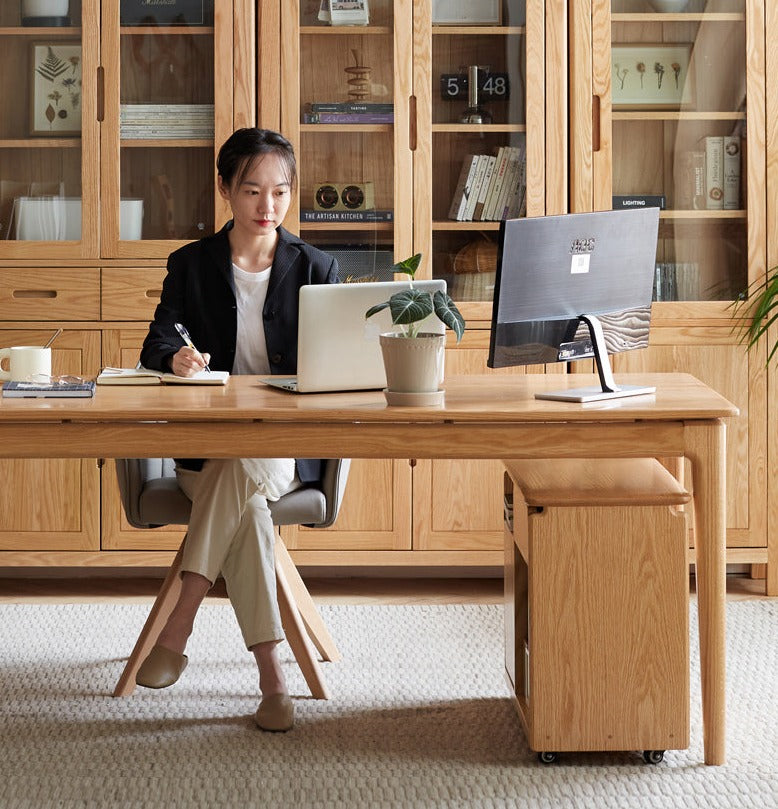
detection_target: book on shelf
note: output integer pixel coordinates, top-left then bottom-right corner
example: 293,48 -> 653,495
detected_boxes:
2,379 -> 96,398
96,367 -> 229,386
308,102 -> 393,113
704,136 -> 724,210
300,209 -> 394,222
477,148 -> 504,221
504,142 -> 527,219
483,147 -> 511,220
723,135 -> 741,210
496,146 -> 522,220
447,155 -> 479,220
462,155 -> 489,221
612,194 -> 666,210
303,112 -> 394,124
471,155 -> 497,221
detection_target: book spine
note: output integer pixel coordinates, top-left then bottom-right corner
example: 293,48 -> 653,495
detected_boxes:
484,147 -> 510,220
462,155 -> 488,221
472,155 -> 496,222
498,148 -> 521,220
704,136 -> 724,210
690,150 -> 706,210
300,209 -> 393,222
479,148 -> 504,221
505,147 -> 526,219
448,155 -> 478,220
308,103 -> 394,113
723,135 -> 741,210
612,195 -> 666,210
303,112 -> 394,124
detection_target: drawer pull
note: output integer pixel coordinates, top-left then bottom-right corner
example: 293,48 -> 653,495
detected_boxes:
13,289 -> 57,299
144,289 -> 162,299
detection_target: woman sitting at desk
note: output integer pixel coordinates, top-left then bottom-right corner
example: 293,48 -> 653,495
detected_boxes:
136,128 -> 339,732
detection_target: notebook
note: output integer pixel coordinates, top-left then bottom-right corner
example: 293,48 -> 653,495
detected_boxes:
96,367 -> 229,385
261,279 -> 447,393
2,379 -> 96,398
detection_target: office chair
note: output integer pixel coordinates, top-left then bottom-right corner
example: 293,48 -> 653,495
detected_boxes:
112,457 -> 351,700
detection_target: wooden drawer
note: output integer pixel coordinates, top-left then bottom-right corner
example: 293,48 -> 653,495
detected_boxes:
102,267 -> 165,321
0,268 -> 99,320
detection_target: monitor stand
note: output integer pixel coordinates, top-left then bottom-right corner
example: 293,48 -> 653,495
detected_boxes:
535,314 -> 656,403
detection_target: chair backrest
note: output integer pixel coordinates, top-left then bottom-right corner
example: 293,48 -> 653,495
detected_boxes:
115,458 -> 351,531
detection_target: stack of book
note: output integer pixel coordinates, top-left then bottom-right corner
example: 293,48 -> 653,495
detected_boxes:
120,105 -> 215,139
302,102 -> 394,124
447,137 -> 526,222
676,135 -> 742,211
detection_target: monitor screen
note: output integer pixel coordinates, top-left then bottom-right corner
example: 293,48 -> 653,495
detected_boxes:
488,208 -> 660,402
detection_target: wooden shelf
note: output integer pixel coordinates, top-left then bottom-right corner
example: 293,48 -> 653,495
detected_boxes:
299,221 -> 394,231
0,27 -> 82,35
120,26 -> 214,35
433,221 -> 501,231
614,111 -> 745,121
120,139 -> 213,148
300,26 -> 391,35
432,26 -> 526,35
660,209 -> 747,220
300,124 -> 392,133
432,124 -> 526,133
0,138 -> 80,148
612,13 -> 745,22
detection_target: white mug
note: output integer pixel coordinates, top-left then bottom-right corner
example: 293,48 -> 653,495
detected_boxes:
0,346 -> 52,382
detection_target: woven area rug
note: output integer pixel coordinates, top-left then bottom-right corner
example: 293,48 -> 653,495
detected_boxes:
1,600 -> 777,808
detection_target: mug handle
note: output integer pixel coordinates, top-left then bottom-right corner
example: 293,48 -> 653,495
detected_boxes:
0,347 -> 10,381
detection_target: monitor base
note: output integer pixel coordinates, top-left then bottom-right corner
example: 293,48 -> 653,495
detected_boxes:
535,384 -> 656,403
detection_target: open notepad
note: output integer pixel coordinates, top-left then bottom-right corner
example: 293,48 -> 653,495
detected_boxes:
96,367 -> 229,386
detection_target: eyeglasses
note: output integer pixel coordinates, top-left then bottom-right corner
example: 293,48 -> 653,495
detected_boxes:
28,374 -> 88,386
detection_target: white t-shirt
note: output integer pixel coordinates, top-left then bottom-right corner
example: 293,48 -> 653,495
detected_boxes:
231,263 -> 271,375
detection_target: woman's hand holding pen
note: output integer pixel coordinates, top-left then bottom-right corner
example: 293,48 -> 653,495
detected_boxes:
170,346 -> 212,377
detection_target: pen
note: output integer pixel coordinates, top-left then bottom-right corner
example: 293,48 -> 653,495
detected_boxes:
174,322 -> 211,372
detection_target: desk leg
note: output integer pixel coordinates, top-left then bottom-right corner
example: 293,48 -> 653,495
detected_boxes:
687,419 -> 727,765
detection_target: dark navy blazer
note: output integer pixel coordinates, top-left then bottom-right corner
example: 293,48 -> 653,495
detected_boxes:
141,222 -> 339,482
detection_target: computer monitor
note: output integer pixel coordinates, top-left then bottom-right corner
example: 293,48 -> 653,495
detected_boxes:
487,207 -> 660,402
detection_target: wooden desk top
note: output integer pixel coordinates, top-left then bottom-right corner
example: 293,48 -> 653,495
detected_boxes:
0,374 -> 738,424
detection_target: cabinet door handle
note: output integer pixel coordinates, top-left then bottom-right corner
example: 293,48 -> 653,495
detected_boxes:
592,94 -> 601,153
12,289 -> 57,299
409,95 -> 417,151
97,66 -> 105,122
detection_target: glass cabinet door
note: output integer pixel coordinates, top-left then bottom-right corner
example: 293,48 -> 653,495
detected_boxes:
101,0 -> 231,258
414,1 -> 545,319
599,0 -> 764,311
281,0 -> 411,280
0,0 -> 99,258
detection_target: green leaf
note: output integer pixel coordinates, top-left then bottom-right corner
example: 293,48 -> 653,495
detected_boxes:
391,253 -> 422,279
365,300 -> 390,319
433,291 -> 466,342
388,288 -> 434,325
730,267 -> 778,365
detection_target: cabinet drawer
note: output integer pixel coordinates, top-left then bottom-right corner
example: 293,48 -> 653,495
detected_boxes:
0,268 -> 99,320
102,267 -> 165,321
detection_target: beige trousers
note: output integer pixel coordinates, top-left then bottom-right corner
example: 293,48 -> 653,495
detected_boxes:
176,458 -> 300,649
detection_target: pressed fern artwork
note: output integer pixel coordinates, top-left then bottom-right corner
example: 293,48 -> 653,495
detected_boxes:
31,43 -> 82,135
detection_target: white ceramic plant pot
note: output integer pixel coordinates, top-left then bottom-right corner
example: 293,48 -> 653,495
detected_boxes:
379,332 -> 445,406
22,0 -> 69,17
647,0 -> 689,12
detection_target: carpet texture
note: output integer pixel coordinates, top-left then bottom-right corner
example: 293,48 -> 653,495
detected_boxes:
1,600 -> 777,808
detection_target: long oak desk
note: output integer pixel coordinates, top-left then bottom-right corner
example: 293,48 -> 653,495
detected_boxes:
0,373 -> 737,765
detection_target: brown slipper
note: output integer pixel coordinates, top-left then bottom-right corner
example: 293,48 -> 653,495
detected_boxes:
254,694 -> 294,732
135,644 -> 188,689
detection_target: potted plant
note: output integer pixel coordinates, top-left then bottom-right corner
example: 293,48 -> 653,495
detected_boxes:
366,253 -> 465,405
731,267 -> 778,366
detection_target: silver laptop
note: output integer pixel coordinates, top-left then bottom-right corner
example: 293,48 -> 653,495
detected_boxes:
262,279 -> 447,393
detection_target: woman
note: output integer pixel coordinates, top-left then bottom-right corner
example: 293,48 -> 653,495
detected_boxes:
136,128 -> 339,732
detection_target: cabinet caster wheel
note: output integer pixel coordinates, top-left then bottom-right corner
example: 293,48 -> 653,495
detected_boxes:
538,751 -> 558,764
642,750 -> 664,765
